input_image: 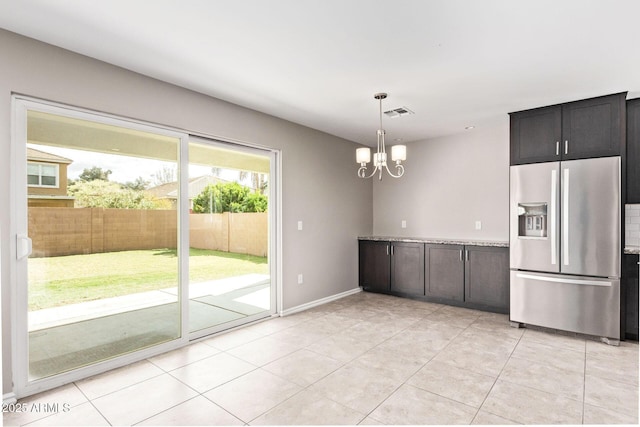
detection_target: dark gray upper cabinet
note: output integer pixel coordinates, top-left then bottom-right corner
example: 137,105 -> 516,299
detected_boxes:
561,94 -> 626,160
510,105 -> 562,164
627,98 -> 640,203
425,244 -> 465,301
390,242 -> 425,296
510,93 -> 626,165
358,240 -> 390,293
464,246 -> 509,310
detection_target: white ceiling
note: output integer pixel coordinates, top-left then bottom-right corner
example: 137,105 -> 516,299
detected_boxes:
1,0 -> 640,146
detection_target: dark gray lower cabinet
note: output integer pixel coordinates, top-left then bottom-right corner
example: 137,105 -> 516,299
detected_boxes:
425,244 -> 464,301
464,246 -> 509,310
358,240 -> 390,293
390,242 -> 425,295
425,244 -> 509,312
623,254 -> 639,340
359,240 -> 424,295
359,239 -> 509,313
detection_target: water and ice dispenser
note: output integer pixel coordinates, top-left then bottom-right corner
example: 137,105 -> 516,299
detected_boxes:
517,203 -> 547,238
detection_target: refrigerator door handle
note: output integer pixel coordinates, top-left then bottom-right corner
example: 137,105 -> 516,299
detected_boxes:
550,169 -> 557,265
515,273 -> 612,287
563,167 -> 570,266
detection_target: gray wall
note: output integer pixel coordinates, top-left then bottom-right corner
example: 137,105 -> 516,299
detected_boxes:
373,123 -> 509,241
0,29 -> 373,395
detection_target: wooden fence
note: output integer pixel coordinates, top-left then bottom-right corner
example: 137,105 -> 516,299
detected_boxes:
28,207 -> 267,258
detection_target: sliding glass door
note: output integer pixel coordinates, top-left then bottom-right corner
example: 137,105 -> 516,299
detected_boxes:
188,137 -> 274,337
13,98 -> 277,397
16,105 -> 184,386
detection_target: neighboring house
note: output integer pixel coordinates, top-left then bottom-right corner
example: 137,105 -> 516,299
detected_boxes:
27,147 -> 75,208
146,175 -> 237,211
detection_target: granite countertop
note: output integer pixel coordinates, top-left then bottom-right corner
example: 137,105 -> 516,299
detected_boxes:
358,236 -> 509,248
625,246 -> 640,255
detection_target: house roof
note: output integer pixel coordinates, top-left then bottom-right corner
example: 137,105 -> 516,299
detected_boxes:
146,175 -> 232,200
27,147 -> 73,164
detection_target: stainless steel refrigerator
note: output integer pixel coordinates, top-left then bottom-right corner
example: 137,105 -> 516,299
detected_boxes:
509,156 -> 621,342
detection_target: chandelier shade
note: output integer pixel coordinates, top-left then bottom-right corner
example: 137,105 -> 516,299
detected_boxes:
357,93 -> 406,180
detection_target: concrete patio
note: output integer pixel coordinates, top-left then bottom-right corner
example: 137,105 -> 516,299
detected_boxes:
28,274 -> 271,379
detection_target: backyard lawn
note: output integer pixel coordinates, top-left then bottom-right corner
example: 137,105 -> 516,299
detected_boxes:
28,248 -> 268,310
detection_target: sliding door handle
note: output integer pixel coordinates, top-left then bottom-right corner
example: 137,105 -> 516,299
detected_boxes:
16,234 -> 32,260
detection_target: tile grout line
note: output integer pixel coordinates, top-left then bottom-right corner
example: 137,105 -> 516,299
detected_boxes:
581,338 -> 587,425
357,306 -> 476,424
74,381 -> 112,427
245,304 -> 441,425
207,310 -> 348,425
14,293 -> 636,426
346,309 -> 439,425
463,319 -> 524,425
242,312 -> 369,425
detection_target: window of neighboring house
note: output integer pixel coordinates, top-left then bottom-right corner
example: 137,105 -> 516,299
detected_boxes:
27,162 -> 58,188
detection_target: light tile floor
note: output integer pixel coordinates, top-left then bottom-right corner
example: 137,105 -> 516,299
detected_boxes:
5,291 -> 639,426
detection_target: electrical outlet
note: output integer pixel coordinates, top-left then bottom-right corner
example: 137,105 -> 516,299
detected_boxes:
297,274 -> 303,284
401,220 -> 407,229
297,221 -> 303,231
475,220 -> 482,230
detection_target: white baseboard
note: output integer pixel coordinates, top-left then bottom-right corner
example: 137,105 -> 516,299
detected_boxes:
3,392 -> 17,405
280,287 -> 362,317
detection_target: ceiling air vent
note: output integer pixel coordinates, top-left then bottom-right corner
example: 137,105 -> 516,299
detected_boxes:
384,107 -> 415,118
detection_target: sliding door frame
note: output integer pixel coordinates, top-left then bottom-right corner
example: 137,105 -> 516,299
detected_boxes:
10,96 -> 281,399
187,135 -> 279,340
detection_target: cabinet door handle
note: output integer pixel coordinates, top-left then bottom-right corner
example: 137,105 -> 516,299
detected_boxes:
564,140 -> 568,154
391,245 -> 394,256
466,250 -> 469,261
556,141 -> 559,156
386,245 -> 389,256
459,250 -> 463,261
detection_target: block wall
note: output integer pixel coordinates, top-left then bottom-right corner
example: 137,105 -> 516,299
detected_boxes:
28,208 -> 267,257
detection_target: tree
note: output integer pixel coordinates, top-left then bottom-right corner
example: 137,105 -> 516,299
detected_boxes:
243,191 -> 268,212
238,170 -> 268,195
152,165 -> 176,186
252,173 -> 268,194
192,182 -> 267,213
122,176 -> 150,191
68,180 -> 170,209
78,166 -> 112,182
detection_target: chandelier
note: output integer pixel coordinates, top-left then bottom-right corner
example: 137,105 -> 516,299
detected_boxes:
356,93 -> 406,180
